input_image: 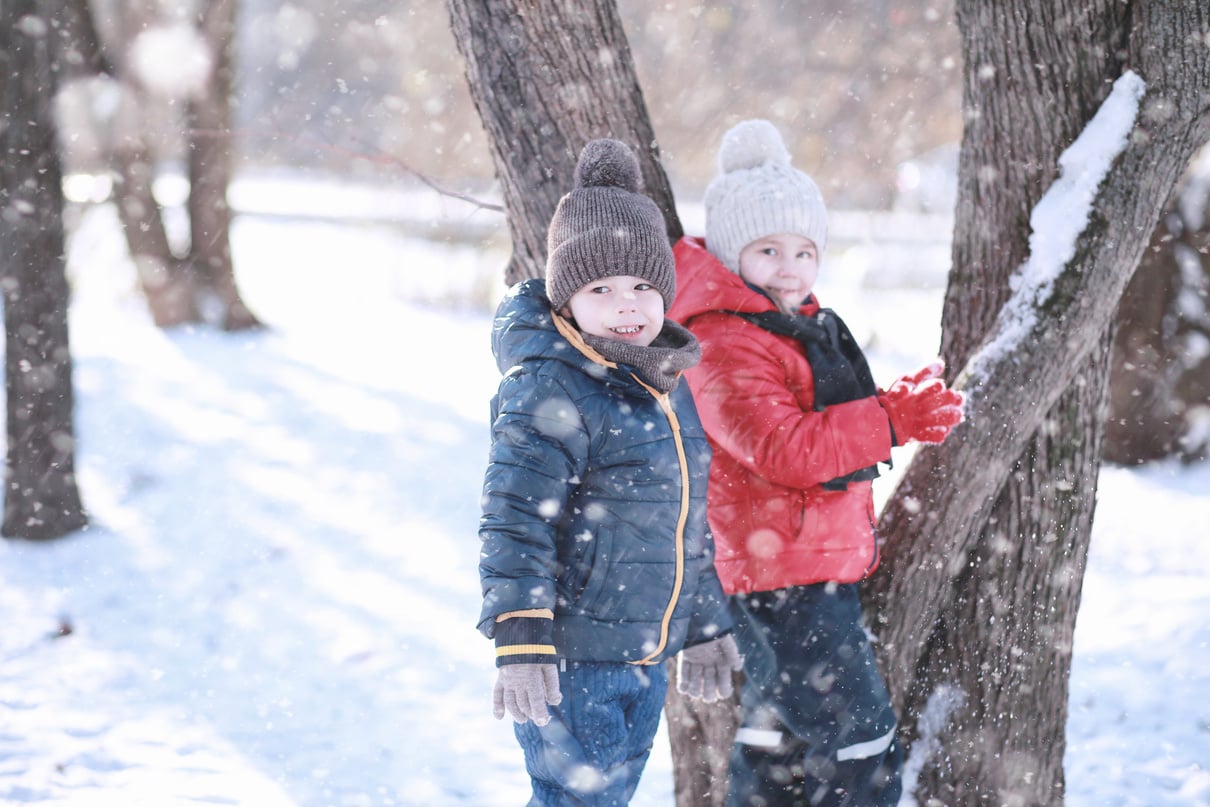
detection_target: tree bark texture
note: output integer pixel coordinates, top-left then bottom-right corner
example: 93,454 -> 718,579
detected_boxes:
663,660 -> 740,807
446,0 -> 681,285
1,2 -> 89,540
864,3 -> 1210,804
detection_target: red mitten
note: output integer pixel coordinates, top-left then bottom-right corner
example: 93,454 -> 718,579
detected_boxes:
879,376 -> 965,445
881,360 -> 946,396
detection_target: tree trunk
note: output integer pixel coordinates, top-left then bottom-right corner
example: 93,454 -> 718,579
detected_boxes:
663,661 -> 740,807
864,3 -> 1210,804
71,0 -> 258,331
1,0 -> 89,540
446,0 -> 680,285
111,0 -> 199,327
904,343 -> 1110,805
188,0 -> 260,331
112,125 -> 199,326
1106,164 -> 1210,464
59,0 -> 113,79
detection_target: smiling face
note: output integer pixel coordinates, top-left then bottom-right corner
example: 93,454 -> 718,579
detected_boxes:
563,274 -> 665,347
737,233 -> 820,315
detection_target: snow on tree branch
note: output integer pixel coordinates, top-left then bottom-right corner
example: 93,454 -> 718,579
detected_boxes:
965,71 -> 1147,386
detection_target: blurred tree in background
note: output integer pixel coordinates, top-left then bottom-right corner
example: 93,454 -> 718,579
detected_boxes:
60,0 -> 258,329
57,1 -> 963,209
619,0 -> 962,207
1,2 -> 88,540
1106,164 -> 1210,464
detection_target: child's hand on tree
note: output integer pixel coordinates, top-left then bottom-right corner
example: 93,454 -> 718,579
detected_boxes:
879,364 -> 965,445
494,663 -> 562,725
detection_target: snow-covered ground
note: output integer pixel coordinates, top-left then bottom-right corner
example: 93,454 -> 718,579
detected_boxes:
1,188 -> 1207,806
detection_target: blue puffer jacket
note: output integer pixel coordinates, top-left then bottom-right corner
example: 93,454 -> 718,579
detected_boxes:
478,279 -> 731,665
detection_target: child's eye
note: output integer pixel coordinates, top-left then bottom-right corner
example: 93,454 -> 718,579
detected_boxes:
590,285 -> 611,294
797,250 -> 814,260
761,247 -> 778,257
634,282 -> 654,291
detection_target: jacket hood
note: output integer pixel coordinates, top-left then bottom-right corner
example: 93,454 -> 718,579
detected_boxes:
669,236 -> 819,325
492,279 -> 579,372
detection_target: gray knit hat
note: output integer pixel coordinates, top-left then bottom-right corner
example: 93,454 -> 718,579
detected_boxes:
704,119 -> 828,273
546,139 -> 676,312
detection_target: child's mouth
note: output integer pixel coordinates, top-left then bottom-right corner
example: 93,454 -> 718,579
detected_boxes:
611,325 -> 643,336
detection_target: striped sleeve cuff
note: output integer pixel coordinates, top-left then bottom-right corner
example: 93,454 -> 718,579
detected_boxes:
494,611 -> 556,667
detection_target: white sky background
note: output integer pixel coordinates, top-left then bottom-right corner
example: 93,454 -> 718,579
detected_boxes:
0,172 -> 1206,805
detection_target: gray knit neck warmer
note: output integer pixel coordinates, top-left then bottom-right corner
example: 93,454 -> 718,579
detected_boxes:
581,319 -> 701,394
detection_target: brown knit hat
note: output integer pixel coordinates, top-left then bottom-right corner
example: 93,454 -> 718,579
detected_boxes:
545,139 -> 676,312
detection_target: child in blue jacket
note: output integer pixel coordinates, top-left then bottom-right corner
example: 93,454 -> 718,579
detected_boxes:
478,138 -> 742,805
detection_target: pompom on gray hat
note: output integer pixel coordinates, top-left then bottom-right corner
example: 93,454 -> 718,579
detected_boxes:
704,119 -> 829,273
546,138 -> 676,312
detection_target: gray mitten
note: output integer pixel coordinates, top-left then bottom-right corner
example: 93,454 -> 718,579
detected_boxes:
677,634 -> 743,703
493,663 -> 562,726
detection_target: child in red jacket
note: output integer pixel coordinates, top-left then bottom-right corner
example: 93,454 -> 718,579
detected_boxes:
668,119 -> 964,807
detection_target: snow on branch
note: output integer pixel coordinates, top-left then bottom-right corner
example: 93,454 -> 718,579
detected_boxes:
965,71 -> 1147,385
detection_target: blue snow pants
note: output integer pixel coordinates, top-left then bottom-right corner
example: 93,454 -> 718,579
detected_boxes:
513,659 -> 667,806
726,583 -> 902,807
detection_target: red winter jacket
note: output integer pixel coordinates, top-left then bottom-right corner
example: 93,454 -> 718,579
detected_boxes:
668,237 -> 894,595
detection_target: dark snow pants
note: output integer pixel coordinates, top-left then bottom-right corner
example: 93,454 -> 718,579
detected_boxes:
513,659 -> 667,806
726,583 -> 902,807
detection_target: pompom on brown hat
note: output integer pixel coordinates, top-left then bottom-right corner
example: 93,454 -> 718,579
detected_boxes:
545,139 -> 676,312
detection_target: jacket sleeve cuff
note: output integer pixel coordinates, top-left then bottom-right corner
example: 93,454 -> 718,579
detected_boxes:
493,612 -> 556,667
682,627 -> 733,650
